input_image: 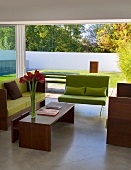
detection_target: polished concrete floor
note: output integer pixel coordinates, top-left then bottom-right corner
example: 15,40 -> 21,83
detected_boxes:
0,97 -> 131,170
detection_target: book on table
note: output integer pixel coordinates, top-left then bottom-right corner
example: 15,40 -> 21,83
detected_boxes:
45,104 -> 62,110
37,108 -> 59,116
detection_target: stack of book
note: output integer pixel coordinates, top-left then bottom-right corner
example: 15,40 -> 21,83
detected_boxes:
37,104 -> 62,116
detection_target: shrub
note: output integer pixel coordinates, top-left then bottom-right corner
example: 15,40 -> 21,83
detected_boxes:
117,41 -> 131,82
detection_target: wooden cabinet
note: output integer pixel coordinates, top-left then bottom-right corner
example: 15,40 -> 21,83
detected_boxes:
107,83 -> 131,148
107,97 -> 131,147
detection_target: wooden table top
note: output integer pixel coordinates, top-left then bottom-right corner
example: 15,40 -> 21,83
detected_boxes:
19,102 -> 74,125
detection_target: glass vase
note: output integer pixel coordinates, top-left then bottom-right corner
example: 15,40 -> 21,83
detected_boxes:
30,94 -> 36,119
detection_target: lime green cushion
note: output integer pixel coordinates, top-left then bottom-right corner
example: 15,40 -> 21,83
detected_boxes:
64,86 -> 85,96
66,75 -> 109,96
0,79 -> 14,89
7,92 -> 45,117
85,87 -> 107,97
0,80 -> 4,89
58,94 -> 107,106
0,78 -> 27,93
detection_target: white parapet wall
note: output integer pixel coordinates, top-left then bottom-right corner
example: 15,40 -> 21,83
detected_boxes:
0,50 -> 120,72
26,51 -> 120,72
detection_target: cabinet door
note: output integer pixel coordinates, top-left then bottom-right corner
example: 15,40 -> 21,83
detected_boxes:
107,96 -> 131,148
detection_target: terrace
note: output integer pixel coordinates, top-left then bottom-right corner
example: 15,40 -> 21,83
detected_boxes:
0,58 -> 129,169
0,1 -> 131,169
0,89 -> 130,170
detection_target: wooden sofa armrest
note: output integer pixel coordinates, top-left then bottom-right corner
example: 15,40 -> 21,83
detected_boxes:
117,83 -> 131,97
0,89 -> 8,130
0,89 -> 7,114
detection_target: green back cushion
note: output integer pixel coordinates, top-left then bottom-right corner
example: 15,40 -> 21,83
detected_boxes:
85,87 -> 107,97
66,75 -> 109,96
15,78 -> 27,93
64,86 -> 85,96
0,80 -> 4,89
0,78 -> 27,93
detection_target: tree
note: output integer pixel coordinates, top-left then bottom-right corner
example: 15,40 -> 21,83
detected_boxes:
26,24 -> 86,52
85,24 -> 101,43
117,41 -> 131,82
81,24 -> 103,52
0,27 -> 15,50
96,23 -> 131,52
0,24 -> 106,52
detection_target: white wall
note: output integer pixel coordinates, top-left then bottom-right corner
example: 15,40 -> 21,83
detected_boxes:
26,52 -> 120,72
0,50 -> 120,72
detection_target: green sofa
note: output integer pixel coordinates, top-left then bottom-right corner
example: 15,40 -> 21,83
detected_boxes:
0,78 -> 45,130
58,75 -> 110,114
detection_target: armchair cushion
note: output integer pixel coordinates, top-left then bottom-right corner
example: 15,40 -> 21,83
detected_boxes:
64,86 -> 85,96
85,87 -> 107,97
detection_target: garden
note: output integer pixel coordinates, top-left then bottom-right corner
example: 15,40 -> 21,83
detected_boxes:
0,70 -> 125,88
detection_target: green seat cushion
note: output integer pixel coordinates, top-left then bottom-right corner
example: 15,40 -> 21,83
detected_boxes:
7,97 -> 30,117
85,87 -> 107,97
64,86 -> 85,96
58,94 -> 107,106
7,92 -> 45,116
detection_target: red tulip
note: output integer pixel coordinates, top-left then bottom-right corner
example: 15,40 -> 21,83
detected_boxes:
19,70 -> 45,85
19,70 -> 45,118
19,76 -> 29,83
27,72 -> 34,81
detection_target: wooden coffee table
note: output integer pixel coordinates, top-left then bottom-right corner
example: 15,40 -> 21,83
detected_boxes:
19,102 -> 74,151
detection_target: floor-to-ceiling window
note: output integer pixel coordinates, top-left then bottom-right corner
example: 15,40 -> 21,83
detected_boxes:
0,25 -> 26,80
0,26 -> 16,80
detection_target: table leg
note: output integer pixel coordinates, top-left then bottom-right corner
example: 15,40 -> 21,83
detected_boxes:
58,106 -> 74,123
19,122 -> 51,151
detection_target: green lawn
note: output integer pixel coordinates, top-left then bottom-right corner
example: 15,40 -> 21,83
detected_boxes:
0,74 -> 16,81
0,70 -> 125,88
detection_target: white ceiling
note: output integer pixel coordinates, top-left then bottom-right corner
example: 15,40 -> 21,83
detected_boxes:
0,0 -> 131,24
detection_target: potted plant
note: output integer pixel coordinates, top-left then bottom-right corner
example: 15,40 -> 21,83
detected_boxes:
19,70 -> 45,118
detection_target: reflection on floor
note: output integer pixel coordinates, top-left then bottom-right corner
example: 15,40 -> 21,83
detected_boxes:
45,83 -> 65,98
0,93 -> 131,170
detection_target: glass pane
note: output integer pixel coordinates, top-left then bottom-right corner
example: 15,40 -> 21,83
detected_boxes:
0,26 -> 16,81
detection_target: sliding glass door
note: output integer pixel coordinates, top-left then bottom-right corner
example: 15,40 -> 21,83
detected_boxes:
0,26 -> 16,80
